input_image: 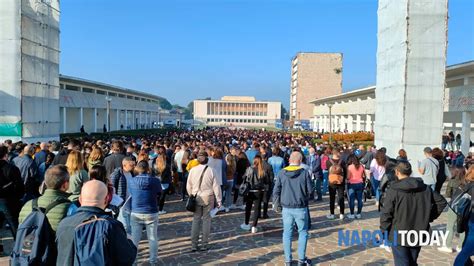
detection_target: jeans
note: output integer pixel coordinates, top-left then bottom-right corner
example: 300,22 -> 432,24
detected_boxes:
329,184 -> 345,215
191,197 -> 213,248
282,207 -> 309,262
245,191 -> 263,227
371,177 -> 381,202
322,170 -> 329,195
314,177 -> 322,200
131,212 -> 159,264
454,219 -> 474,266
348,183 -> 364,215
118,207 -> 131,234
0,199 -> 17,239
224,180 -> 233,208
179,172 -> 187,199
391,246 -> 421,266
159,187 -> 169,211
446,208 -> 465,248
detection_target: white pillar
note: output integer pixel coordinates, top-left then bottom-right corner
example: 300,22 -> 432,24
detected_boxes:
62,107 -> 66,133
461,111 -> 472,155
347,115 -> 354,132
356,115 -> 361,132
93,108 -> 97,132
125,110 -> 128,129
366,114 -> 372,132
116,109 -> 119,130
79,107 -> 84,128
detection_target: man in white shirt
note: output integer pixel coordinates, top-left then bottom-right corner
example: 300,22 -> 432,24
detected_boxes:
418,147 -> 439,191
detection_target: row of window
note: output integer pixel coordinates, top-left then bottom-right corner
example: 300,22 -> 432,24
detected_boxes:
208,111 -> 268,116
207,118 -> 268,124
61,84 -> 159,104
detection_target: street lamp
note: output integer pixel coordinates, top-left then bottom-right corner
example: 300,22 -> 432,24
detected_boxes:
105,96 -> 112,132
328,103 -> 333,143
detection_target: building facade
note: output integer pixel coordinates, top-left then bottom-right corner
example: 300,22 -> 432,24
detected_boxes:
59,75 -> 162,134
290,52 -> 343,121
310,61 -> 474,154
193,96 -> 281,127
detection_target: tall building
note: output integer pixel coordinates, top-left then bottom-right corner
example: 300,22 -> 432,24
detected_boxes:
290,52 -> 343,121
193,96 -> 281,127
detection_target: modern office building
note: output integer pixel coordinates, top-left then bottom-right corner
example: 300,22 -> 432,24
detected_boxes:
290,52 -> 343,121
193,96 -> 281,127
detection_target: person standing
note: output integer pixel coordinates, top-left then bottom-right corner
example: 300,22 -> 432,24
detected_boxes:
320,148 -> 331,195
128,160 -> 162,265
34,142 -> 49,167
155,150 -> 172,214
370,150 -> 387,207
380,161 -> 446,266
174,145 -> 186,200
273,151 -> 312,266
240,155 -> 271,233
454,165 -> 474,266
327,153 -> 345,220
110,157 -> 135,234
432,148 -> 450,193
418,147 -> 439,191
65,150 -> 89,201
103,141 -> 125,179
187,151 -> 222,251
346,155 -> 365,219
232,152 -> 250,210
12,145 -> 39,201
224,150 -> 237,212
307,147 -> 323,201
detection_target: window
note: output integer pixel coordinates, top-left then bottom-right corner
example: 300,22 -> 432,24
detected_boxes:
96,90 -> 106,95
108,92 -> 117,97
127,95 -> 133,99
118,94 -> 125,98
65,85 -> 79,91
82,87 -> 94,93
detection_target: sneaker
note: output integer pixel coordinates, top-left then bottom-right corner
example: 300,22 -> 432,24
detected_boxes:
438,246 -> 454,253
251,226 -> 258,233
240,223 -> 251,231
336,205 -> 340,210
230,204 -> 237,209
225,208 -> 230,213
375,201 -> 379,207
380,243 -> 391,252
298,258 -> 312,266
339,214 -> 344,220
326,214 -> 335,219
347,214 -> 355,219
158,210 -> 167,215
191,247 -> 198,252
218,206 -> 225,212
355,214 -> 362,219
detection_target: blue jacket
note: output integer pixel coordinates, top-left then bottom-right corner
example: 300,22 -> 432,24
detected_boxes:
56,206 -> 137,266
273,165 -> 312,209
110,168 -> 131,201
245,149 -> 259,164
306,153 -> 323,179
128,174 -> 162,214
12,154 -> 38,195
268,156 -> 284,177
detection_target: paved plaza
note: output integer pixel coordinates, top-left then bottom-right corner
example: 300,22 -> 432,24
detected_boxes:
2,193 -> 457,266
0,192 -> 461,266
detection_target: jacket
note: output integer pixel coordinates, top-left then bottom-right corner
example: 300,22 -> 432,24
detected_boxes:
128,173 -> 162,214
186,164 -> 222,206
380,177 -> 447,246
273,165 -> 312,209
56,206 -> 137,266
103,153 -> 126,179
52,149 -> 69,166
360,151 -> 374,170
110,168 -> 131,201
306,153 -> 323,179
19,189 -> 71,232
156,165 -> 172,184
0,160 -> 24,218
244,166 -> 272,192
12,154 -> 39,194
34,150 -> 48,167
67,169 -> 89,201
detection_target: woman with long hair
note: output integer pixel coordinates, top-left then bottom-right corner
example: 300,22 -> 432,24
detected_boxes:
370,150 -> 387,207
454,165 -> 474,265
432,147 -> 451,193
240,155 -> 271,233
207,148 -> 227,212
129,160 -> 162,265
224,150 -> 237,212
396,149 -> 408,161
66,150 -> 89,201
87,147 -> 104,171
233,152 -> 250,209
346,154 -> 366,219
327,152 -> 345,220
155,148 -> 172,214
439,166 -> 466,253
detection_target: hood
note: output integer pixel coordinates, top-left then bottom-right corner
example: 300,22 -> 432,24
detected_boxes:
390,177 -> 427,193
283,165 -> 305,178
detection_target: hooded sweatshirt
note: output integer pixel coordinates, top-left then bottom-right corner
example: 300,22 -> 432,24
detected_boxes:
273,165 -> 312,209
380,177 -> 447,246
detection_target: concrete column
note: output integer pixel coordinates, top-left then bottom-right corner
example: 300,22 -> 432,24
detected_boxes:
79,107 -> 84,128
116,110 -> 119,130
356,115 -> 362,132
461,111 -> 472,155
62,107 -> 67,133
125,110 -> 128,129
366,114 -> 372,132
347,115 -> 354,132
93,108 -> 98,132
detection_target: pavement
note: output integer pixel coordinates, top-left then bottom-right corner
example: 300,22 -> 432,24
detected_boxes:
0,192 -> 465,265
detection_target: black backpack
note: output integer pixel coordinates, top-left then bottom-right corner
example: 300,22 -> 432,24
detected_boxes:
11,198 -> 69,265
449,186 -> 472,234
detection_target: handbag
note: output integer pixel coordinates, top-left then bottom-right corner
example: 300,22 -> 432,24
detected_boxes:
186,166 -> 208,212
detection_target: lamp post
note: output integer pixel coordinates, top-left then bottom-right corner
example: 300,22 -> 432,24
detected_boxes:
328,103 -> 333,143
105,96 -> 112,132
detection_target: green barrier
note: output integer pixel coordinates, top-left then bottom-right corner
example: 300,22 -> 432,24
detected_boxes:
0,122 -> 22,136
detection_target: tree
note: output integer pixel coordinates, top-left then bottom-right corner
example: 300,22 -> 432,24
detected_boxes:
158,98 -> 173,110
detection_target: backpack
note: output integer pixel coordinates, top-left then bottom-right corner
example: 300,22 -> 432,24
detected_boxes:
74,215 -> 112,265
449,186 -> 472,234
328,163 -> 343,185
11,198 -> 69,266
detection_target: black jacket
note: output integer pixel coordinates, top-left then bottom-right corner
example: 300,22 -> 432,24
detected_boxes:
0,160 -> 24,219
103,153 -> 126,179
52,149 -> 69,166
380,177 -> 447,246
244,166 -> 271,191
56,206 -> 137,266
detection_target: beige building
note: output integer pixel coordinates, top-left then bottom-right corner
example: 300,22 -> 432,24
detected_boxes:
290,52 -> 343,121
193,96 -> 281,127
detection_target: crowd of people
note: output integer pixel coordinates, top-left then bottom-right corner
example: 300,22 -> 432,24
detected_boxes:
0,128 -> 473,265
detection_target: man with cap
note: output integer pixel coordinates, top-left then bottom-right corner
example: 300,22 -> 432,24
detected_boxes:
56,180 -> 136,265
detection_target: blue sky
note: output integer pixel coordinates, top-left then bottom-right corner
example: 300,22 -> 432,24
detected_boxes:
60,0 -> 474,108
